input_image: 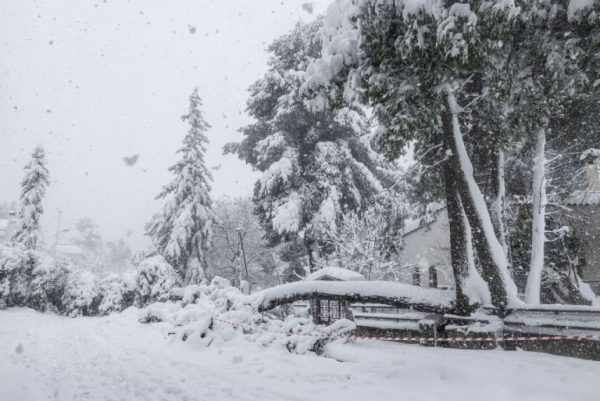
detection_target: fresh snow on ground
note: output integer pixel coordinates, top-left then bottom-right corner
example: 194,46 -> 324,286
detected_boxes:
1,308 -> 599,401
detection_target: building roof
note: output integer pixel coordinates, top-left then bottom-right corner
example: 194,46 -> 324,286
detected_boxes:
56,243 -> 84,256
402,207 -> 446,238
305,266 -> 365,282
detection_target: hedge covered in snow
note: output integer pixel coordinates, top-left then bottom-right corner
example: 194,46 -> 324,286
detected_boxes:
0,244 -> 178,317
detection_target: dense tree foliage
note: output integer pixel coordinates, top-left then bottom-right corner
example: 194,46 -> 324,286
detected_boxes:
147,89 -> 216,284
228,20 -> 391,272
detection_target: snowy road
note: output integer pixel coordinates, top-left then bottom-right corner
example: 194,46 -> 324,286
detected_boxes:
1,308 -> 599,401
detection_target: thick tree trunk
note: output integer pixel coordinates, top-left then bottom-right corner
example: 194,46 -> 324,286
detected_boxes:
304,236 -> 317,273
525,127 -> 547,304
490,148 -> 509,257
442,110 -> 471,315
442,91 -> 519,311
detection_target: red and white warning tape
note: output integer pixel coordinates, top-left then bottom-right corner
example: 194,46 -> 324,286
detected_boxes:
212,317 -> 600,344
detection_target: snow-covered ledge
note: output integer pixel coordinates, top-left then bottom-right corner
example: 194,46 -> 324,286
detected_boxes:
249,281 -> 456,314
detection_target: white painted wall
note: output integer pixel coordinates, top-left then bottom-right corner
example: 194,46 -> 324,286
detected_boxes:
398,209 -> 454,290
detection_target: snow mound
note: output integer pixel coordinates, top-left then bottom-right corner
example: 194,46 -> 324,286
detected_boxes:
139,277 -> 356,354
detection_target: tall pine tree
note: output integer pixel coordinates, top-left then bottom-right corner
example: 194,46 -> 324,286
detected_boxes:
147,88 -> 215,284
227,21 -> 390,272
12,146 -> 49,250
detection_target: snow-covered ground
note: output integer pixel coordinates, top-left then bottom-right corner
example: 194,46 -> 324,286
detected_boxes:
1,308 -> 599,401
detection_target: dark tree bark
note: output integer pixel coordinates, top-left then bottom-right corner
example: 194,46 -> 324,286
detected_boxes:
304,236 -> 317,273
441,112 -> 472,315
441,97 -> 511,311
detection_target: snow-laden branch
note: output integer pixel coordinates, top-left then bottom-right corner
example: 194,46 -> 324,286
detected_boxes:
249,281 -> 456,314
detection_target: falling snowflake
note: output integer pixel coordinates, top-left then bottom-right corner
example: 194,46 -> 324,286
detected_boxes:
301,3 -> 314,14
122,154 -> 139,166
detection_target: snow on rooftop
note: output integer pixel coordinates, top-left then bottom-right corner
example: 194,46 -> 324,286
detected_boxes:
305,266 -> 365,281
56,244 -> 84,255
0,219 -> 8,230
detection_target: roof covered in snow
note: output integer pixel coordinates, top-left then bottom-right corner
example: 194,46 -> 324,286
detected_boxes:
305,266 -> 365,282
402,207 -> 446,238
56,243 -> 84,256
0,219 -> 8,230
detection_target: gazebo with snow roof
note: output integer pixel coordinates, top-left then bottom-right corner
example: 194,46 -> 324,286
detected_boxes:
305,267 -> 365,324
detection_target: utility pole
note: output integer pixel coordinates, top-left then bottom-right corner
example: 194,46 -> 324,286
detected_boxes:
237,229 -> 249,282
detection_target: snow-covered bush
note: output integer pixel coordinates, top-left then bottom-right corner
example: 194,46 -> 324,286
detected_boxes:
0,244 -> 33,308
27,254 -> 70,312
139,276 -> 356,354
61,269 -> 101,317
134,256 -> 178,307
1,242 -> 139,316
97,271 -> 136,315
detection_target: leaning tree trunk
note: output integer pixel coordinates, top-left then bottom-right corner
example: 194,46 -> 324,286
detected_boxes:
304,236 -> 318,273
525,127 -> 547,304
442,91 -> 520,311
490,147 -> 509,257
442,110 -> 471,315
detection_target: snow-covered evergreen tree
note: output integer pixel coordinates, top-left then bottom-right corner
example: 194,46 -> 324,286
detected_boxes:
147,88 -> 215,284
228,21 -> 389,272
134,256 -> 177,307
12,146 -> 49,250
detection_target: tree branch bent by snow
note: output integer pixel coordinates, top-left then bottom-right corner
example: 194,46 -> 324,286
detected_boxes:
250,281 -> 456,314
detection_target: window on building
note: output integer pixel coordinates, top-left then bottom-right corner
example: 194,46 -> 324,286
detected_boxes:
428,266 -> 438,289
412,267 -> 421,286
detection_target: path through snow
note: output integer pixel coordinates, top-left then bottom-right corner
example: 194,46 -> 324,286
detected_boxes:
1,308 -> 599,401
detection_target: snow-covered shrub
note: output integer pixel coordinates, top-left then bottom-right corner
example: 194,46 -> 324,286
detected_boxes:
181,284 -> 205,306
138,301 -> 184,324
0,244 -> 33,308
27,254 -> 70,312
139,277 -> 356,354
97,271 -> 136,315
61,269 -> 101,317
134,256 -> 177,307
282,318 -> 356,355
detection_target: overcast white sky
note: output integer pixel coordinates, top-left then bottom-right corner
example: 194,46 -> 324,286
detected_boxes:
0,0 -> 330,249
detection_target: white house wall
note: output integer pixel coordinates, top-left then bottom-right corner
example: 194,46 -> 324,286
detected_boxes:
399,209 -> 454,289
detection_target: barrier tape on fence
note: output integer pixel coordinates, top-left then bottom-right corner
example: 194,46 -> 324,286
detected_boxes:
212,317 -> 600,343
